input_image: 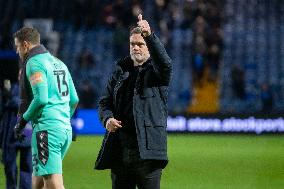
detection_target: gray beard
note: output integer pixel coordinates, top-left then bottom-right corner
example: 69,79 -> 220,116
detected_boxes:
131,55 -> 144,65
130,54 -> 150,66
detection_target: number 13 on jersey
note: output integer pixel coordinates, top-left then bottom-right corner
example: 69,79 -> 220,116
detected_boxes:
53,70 -> 69,96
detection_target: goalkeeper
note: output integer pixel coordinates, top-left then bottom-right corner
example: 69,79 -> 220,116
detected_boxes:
13,27 -> 79,189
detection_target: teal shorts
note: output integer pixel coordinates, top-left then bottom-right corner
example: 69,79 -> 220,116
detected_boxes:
32,124 -> 72,176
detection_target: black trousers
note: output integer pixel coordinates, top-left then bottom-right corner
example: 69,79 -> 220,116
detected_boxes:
111,148 -> 162,189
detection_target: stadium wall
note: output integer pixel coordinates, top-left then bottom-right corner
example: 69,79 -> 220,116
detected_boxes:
73,109 -> 284,135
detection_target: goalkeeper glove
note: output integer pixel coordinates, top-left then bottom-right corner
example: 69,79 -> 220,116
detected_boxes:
14,115 -> 28,142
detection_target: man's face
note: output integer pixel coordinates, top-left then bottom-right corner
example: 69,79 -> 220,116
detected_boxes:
14,38 -> 29,61
130,33 -> 150,64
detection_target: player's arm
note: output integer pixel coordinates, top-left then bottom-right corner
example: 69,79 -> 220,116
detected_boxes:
68,71 -> 79,117
23,59 -> 48,122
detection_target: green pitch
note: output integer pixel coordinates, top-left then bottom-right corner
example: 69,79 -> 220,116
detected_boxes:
1,134 -> 284,189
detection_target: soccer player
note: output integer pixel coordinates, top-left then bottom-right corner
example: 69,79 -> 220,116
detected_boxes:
13,27 -> 79,189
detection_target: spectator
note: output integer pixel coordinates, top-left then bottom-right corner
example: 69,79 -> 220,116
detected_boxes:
192,35 -> 206,84
78,80 -> 97,109
260,83 -> 273,113
75,49 -> 100,108
207,44 -> 220,81
231,64 -> 246,99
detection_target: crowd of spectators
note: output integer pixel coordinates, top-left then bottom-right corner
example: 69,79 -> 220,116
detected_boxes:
189,0 -> 223,83
0,0 -> 223,111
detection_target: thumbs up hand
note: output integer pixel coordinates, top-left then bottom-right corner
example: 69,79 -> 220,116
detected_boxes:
137,14 -> 151,37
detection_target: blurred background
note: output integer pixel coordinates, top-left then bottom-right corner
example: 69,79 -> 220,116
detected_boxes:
1,0 -> 284,188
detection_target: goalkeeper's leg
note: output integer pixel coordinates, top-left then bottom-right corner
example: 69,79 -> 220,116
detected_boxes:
32,175 -> 44,189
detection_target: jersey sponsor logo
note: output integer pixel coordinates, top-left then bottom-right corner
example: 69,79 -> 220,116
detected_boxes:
30,72 -> 43,86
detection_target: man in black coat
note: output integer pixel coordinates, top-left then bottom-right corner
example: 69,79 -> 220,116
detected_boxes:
95,14 -> 172,189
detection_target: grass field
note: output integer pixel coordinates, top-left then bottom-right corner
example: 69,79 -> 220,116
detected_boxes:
1,134 -> 284,189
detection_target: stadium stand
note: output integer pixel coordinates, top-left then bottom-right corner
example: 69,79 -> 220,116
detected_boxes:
221,0 -> 284,113
1,0 -> 284,114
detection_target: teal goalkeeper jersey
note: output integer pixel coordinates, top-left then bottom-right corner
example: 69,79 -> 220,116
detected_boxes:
23,52 -> 79,129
